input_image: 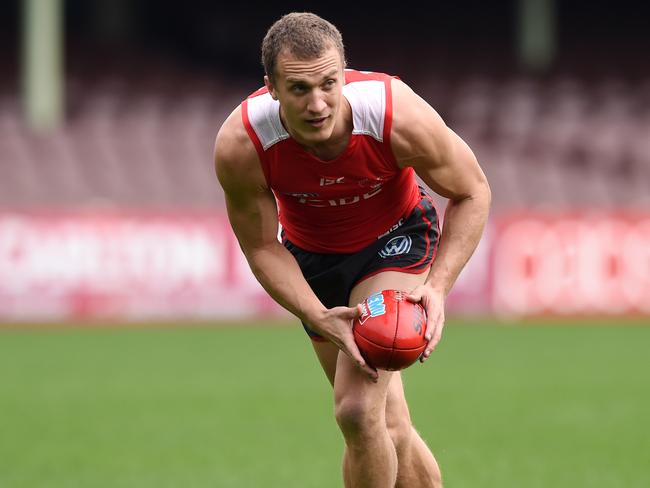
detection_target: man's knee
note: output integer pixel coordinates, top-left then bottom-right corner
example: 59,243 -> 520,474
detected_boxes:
386,409 -> 413,452
334,394 -> 383,437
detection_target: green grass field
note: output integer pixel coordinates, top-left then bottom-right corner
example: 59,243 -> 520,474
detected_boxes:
1,319 -> 649,487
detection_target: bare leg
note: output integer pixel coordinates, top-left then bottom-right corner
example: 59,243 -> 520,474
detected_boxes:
310,270 -> 443,487
385,374 -> 442,487
342,448 -> 352,488
348,270 -> 442,486
313,342 -> 397,488
334,354 -> 398,488
312,340 -> 441,488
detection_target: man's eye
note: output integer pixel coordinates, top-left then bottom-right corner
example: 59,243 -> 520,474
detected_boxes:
321,80 -> 336,91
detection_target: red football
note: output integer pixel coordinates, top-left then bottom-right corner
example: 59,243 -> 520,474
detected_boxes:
353,289 -> 428,371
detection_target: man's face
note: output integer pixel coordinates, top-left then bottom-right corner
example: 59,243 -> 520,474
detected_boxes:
265,46 -> 345,147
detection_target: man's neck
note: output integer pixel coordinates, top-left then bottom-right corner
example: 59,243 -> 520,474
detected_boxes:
301,98 -> 352,161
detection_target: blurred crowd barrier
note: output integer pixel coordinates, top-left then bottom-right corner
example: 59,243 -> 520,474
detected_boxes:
489,211 -> 650,316
0,211 -> 276,321
0,66 -> 649,321
0,210 -> 648,321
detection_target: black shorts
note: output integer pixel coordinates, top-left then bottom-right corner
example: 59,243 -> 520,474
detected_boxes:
282,190 -> 440,341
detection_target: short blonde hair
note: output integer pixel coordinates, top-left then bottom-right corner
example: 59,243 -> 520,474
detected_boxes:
261,12 -> 346,81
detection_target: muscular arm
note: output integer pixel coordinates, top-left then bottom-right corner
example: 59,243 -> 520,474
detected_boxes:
391,79 -> 491,355
215,107 -> 325,321
214,107 -> 376,378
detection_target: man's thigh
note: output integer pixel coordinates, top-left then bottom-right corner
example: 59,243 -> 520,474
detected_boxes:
348,269 -> 429,308
312,340 -> 339,386
312,339 -> 413,423
310,336 -> 395,407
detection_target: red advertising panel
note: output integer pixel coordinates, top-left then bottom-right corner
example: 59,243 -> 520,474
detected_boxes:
491,212 -> 650,316
0,211 -> 281,321
1,210 -> 648,322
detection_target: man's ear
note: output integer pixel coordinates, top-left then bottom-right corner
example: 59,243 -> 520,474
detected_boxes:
264,75 -> 278,100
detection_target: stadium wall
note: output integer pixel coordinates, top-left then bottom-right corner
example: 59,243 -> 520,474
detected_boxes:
0,210 -> 648,322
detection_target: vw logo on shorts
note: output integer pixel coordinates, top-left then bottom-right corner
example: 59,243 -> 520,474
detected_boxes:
378,235 -> 412,258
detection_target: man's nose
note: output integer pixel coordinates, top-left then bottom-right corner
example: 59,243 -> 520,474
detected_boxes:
307,91 -> 327,113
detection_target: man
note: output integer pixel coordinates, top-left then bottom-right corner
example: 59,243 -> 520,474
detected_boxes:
215,12 -> 490,488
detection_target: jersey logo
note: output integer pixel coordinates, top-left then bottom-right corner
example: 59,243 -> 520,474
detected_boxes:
287,186 -> 382,207
320,176 -> 345,186
358,291 -> 387,325
357,177 -> 384,189
377,218 -> 404,239
378,235 -> 412,258
282,192 -> 320,198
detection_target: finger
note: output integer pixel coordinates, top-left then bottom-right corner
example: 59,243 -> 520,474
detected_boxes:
406,290 -> 422,302
423,312 -> 436,343
338,304 -> 363,320
420,316 -> 443,362
360,361 -> 379,382
422,323 -> 443,359
417,303 -> 435,363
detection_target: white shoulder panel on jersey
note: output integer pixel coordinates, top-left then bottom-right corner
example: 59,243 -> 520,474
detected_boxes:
343,80 -> 386,142
246,93 -> 290,150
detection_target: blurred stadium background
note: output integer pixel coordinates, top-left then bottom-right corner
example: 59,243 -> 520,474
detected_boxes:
0,1 -> 648,487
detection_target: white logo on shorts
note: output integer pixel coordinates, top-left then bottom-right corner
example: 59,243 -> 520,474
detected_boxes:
378,235 -> 412,258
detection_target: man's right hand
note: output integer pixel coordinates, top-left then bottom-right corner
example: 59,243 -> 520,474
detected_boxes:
308,304 -> 379,382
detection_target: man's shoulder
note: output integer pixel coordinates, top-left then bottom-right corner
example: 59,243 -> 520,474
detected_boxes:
215,105 -> 259,176
390,77 -> 439,126
389,78 -> 453,169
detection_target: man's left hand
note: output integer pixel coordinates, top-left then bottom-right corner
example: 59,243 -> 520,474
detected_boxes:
406,284 -> 446,362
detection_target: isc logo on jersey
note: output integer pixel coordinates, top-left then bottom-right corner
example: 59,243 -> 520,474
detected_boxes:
358,292 -> 387,325
320,176 -> 345,186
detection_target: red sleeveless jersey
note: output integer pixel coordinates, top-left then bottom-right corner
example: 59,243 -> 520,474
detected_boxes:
241,69 -> 420,253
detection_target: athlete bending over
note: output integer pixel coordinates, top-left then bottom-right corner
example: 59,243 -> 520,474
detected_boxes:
215,12 -> 490,488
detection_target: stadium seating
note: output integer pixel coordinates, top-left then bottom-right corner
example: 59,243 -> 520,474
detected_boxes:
1,65 -> 648,211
